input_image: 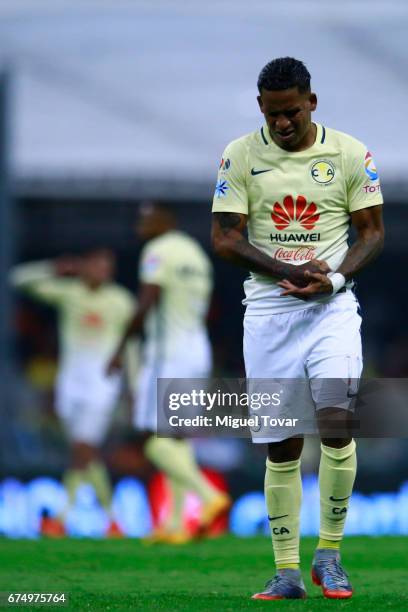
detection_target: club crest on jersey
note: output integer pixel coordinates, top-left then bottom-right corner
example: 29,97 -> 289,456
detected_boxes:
310,159 -> 335,184
271,195 -> 320,231
215,179 -> 229,198
364,151 -> 378,181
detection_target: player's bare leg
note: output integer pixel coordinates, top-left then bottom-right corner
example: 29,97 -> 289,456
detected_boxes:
42,441 -> 94,536
312,408 -> 356,598
252,437 -> 306,600
56,442 -> 120,537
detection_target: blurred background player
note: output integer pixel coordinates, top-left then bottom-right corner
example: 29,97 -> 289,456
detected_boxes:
108,201 -> 231,543
11,249 -> 137,536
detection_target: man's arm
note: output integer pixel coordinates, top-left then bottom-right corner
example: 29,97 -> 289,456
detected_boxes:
211,212 -> 329,286
10,257 -> 79,303
337,205 -> 384,279
106,283 -> 160,374
279,205 -> 384,299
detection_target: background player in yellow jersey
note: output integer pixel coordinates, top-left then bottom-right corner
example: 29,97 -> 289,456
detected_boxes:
212,57 -> 384,600
11,249 -> 136,536
108,201 -> 230,543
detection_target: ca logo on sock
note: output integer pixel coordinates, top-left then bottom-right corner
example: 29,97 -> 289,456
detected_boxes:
272,527 -> 290,535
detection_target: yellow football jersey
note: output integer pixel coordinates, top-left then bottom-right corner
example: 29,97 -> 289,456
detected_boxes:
11,261 -> 135,364
212,123 -> 383,314
139,230 -> 213,358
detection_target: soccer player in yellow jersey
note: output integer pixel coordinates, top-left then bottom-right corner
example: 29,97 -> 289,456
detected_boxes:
212,58 -> 384,600
108,202 -> 230,543
11,249 -> 136,536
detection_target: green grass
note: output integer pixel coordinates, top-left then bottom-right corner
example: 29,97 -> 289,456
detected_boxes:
0,536 -> 407,610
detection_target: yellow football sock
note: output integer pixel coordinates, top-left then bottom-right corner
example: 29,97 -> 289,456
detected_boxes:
60,468 -> 84,520
86,461 -> 113,513
318,538 -> 340,550
164,478 -> 185,532
145,436 -> 217,504
319,439 -> 357,544
265,458 -> 302,568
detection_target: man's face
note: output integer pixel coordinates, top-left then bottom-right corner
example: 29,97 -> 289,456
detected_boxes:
257,87 -> 317,151
81,251 -> 115,286
135,204 -> 170,241
135,206 -> 160,241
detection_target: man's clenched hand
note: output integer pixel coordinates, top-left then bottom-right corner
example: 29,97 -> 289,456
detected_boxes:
286,259 -> 331,288
278,270 -> 334,301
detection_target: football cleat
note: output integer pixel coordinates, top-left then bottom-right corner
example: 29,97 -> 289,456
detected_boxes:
106,520 -> 123,538
40,516 -> 65,538
142,528 -> 191,545
252,569 -> 307,600
199,492 -> 231,530
312,549 -> 353,599
161,530 -> 192,545
141,527 -> 169,545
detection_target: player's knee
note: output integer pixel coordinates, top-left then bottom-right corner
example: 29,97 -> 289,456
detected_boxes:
72,442 -> 98,469
267,437 -> 303,462
321,437 -> 352,449
317,406 -> 353,440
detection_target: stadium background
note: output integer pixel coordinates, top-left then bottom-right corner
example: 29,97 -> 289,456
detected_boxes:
1,0 -> 408,539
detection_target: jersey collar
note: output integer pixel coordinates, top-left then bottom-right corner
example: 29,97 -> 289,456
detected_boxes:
260,122 -> 324,150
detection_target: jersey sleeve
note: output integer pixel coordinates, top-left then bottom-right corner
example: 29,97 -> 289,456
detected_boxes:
10,261 -> 72,305
139,243 -> 168,287
345,141 -> 383,213
211,139 -> 249,214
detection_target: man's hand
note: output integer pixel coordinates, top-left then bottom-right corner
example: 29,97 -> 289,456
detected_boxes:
106,350 -> 123,376
278,270 -> 333,300
54,256 -> 81,277
286,259 -> 331,288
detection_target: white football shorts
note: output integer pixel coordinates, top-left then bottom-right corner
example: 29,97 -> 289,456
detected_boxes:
134,335 -> 212,432
55,362 -> 120,445
243,291 -> 363,443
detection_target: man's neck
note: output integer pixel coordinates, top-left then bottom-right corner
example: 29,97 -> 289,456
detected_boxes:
153,226 -> 177,238
273,123 -> 317,153
84,281 -> 104,291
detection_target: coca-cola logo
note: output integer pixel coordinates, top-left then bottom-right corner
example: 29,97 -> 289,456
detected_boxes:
271,195 -> 320,230
274,246 -> 317,262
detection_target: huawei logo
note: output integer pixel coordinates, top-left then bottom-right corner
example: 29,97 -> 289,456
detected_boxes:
271,195 -> 320,230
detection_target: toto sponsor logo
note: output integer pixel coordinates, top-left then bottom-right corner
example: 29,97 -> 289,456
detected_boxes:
363,184 -> 381,193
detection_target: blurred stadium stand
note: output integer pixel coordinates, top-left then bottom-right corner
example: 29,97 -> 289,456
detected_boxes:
1,0 -> 408,533
0,0 -> 407,199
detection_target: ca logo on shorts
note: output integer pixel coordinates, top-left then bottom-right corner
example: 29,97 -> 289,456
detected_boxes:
311,160 -> 335,184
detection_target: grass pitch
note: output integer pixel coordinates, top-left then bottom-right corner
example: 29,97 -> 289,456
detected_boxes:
0,536 -> 406,610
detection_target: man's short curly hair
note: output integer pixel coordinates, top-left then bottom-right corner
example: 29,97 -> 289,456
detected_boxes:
257,57 -> 311,94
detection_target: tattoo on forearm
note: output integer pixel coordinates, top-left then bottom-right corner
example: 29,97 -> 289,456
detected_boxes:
339,234 -> 384,278
216,212 -> 242,234
213,212 -> 291,279
228,236 -> 288,279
